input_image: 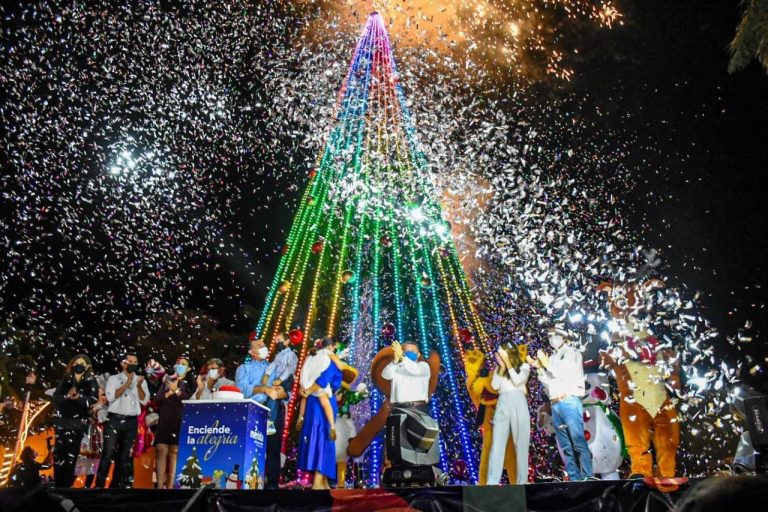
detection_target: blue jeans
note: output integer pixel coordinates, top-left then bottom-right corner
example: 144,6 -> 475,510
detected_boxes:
267,398 -> 279,423
551,396 -> 593,480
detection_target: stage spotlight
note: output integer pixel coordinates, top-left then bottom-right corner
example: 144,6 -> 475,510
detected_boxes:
382,406 -> 440,487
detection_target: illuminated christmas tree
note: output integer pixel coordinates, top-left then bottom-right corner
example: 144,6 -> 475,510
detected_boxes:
256,12 -> 488,483
178,447 -> 203,488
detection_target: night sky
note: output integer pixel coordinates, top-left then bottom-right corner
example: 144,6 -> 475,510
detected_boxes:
0,1 -> 766,396
577,1 -> 768,367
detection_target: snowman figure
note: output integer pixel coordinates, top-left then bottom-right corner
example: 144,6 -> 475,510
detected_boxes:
582,373 -> 625,479
537,373 -> 625,479
225,464 -> 241,489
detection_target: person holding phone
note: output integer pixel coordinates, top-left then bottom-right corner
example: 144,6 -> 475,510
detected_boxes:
95,352 -> 149,488
51,354 -> 99,488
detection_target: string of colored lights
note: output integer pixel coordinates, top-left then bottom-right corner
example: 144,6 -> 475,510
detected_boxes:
277,21 -> 379,450
362,16 -> 389,484
373,14 -> 478,478
256,12 -> 489,482
375,31 -> 452,476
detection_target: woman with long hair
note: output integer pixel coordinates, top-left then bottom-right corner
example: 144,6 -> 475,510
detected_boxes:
297,337 -> 344,489
153,356 -> 194,488
487,345 -> 531,485
52,354 -> 99,487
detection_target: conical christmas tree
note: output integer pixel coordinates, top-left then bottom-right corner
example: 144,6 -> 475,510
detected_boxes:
177,446 -> 203,488
257,12 -> 487,483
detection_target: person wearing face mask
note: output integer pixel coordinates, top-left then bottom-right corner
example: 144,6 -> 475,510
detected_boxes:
382,341 -> 432,406
193,358 -> 236,400
528,327 -> 593,481
153,356 -> 194,488
260,332 -> 299,435
234,339 -> 272,403
95,352 -> 149,488
52,354 -> 99,487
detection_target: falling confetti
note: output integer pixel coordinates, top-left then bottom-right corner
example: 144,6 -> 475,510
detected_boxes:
0,0 -> 762,480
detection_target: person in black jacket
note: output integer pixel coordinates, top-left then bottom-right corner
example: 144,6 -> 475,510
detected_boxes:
153,356 -> 195,489
52,354 -> 99,487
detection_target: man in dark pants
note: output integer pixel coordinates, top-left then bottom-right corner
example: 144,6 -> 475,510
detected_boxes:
265,375 -> 292,489
95,353 -> 149,488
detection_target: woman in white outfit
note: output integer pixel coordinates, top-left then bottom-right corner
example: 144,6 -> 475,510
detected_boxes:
487,345 -> 531,485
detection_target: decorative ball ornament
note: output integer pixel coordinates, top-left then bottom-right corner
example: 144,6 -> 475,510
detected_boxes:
583,410 -> 591,422
311,241 -> 323,254
308,169 -> 317,179
289,329 -> 304,345
281,244 -> 289,255
341,270 -> 355,284
380,235 -> 392,248
591,387 -> 608,402
248,331 -> 258,342
278,281 -> 291,294
381,323 -> 395,338
450,459 -> 468,480
583,430 -> 591,442
458,327 -> 473,344
307,196 -> 315,205
420,276 -> 431,288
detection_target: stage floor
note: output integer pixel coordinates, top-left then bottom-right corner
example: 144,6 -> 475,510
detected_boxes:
0,478 -> 692,512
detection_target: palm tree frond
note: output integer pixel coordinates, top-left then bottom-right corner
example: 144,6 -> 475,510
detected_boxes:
728,0 -> 768,74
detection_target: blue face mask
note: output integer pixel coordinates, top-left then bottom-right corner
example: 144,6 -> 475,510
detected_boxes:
174,364 -> 188,377
404,351 -> 418,362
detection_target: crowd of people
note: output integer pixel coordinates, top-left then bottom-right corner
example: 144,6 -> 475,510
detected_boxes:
4,332 -> 298,489
2,326 -> 682,490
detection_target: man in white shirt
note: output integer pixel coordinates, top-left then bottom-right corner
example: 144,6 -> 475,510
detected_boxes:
95,353 -> 149,488
381,340 -> 440,479
529,328 -> 593,480
382,341 -> 431,409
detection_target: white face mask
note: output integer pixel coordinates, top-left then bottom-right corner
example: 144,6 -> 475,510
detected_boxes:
207,369 -> 219,380
257,347 -> 269,360
549,335 -> 564,350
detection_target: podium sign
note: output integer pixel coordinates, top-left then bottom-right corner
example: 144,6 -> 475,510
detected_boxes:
176,399 -> 268,489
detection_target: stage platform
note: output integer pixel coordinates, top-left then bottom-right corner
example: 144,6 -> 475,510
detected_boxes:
0,478 -> 693,512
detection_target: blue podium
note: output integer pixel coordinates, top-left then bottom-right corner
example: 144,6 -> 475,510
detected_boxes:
175,399 -> 269,489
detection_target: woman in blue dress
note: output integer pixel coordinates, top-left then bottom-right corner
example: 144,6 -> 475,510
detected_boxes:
297,337 -> 343,489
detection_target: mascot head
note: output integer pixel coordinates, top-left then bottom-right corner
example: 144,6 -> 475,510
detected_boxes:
465,349 -> 499,407
597,278 -> 665,321
464,344 -> 528,408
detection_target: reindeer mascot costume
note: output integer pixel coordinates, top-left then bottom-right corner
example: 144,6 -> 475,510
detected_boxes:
598,279 -> 682,478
